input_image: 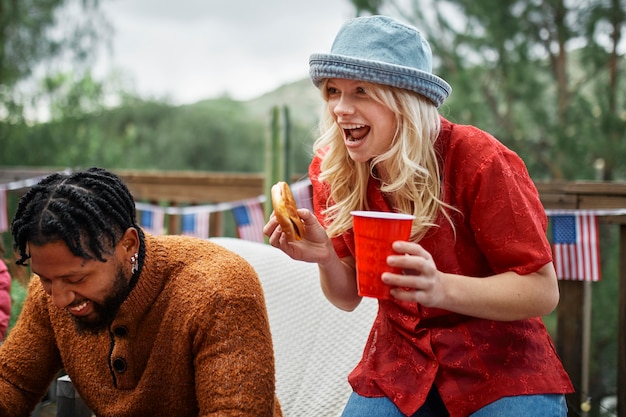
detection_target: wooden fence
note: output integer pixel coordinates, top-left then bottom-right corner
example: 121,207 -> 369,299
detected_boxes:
537,181 -> 626,416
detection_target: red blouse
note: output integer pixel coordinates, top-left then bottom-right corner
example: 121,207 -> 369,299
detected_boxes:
308,117 -> 573,417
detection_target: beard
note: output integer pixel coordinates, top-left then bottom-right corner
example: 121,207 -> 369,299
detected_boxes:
73,264 -> 133,335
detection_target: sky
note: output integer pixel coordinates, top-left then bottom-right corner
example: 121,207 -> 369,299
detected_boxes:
95,0 -> 356,104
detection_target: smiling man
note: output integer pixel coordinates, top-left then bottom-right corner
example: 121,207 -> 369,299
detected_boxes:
0,167 -> 281,417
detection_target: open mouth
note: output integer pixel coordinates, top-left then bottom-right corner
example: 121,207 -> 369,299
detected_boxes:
68,300 -> 91,316
343,124 -> 370,142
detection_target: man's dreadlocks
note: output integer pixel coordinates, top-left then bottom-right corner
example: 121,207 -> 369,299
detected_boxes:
11,167 -> 145,270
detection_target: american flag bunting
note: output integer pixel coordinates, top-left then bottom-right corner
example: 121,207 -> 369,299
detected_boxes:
232,198 -> 265,242
551,212 -> 601,281
291,178 -> 313,212
181,212 -> 210,239
140,207 -> 166,236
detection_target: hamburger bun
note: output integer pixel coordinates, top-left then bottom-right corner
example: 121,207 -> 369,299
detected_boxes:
271,181 -> 305,241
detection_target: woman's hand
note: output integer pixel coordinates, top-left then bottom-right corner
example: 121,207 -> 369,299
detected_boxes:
264,209 -> 361,311
263,209 -> 334,264
382,241 -> 446,308
381,240 -> 560,321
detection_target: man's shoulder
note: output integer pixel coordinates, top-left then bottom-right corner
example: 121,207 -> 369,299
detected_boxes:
150,234 -> 252,266
154,236 -> 261,297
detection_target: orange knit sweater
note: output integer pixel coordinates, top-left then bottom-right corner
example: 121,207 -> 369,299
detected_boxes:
0,234 -> 282,416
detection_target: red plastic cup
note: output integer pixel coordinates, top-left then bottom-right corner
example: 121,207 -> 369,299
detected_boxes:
351,211 -> 415,299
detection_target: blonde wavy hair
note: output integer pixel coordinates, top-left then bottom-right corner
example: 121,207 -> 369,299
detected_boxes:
313,80 -> 450,242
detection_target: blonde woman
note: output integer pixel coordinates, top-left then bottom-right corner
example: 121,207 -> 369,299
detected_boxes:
265,15 -> 572,417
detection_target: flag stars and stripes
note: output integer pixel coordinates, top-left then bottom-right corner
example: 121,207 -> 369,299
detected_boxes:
551,213 -> 601,282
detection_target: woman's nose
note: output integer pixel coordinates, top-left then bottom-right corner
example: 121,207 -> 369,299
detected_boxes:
332,94 -> 356,116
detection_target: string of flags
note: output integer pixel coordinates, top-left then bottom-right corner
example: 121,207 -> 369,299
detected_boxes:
232,200 -> 266,243
133,178 -> 314,243
0,172 -> 624,282
0,172 -> 313,243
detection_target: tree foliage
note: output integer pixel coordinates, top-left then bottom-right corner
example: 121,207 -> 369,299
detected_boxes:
0,0 -> 111,121
0,92 -> 314,175
0,0 -> 315,175
354,0 -> 625,180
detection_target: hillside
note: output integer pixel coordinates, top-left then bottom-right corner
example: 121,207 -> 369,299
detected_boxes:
243,77 -> 324,127
0,77 -> 326,173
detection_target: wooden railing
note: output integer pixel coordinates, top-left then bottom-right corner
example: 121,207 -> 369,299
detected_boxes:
536,181 -> 626,417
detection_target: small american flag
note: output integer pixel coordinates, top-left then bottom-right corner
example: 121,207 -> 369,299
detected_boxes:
291,178 -> 313,212
140,207 -> 165,236
0,186 -> 7,233
232,199 -> 265,242
181,212 -> 210,239
551,213 -> 601,281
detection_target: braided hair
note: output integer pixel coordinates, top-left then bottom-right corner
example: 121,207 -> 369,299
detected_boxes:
11,168 -> 146,272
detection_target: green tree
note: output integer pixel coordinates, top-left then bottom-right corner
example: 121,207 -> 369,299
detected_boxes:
0,0 -> 110,122
149,99 -> 268,172
349,0 -> 626,181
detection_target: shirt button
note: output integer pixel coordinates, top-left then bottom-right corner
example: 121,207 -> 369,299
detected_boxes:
113,326 -> 128,337
113,358 -> 127,373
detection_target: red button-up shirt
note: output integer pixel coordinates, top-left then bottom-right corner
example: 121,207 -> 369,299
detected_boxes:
309,117 -> 573,417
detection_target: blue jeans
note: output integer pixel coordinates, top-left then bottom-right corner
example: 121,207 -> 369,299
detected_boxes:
341,388 -> 568,417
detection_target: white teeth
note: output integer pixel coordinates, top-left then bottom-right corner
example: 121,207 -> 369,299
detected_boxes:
69,301 -> 89,313
341,124 -> 365,130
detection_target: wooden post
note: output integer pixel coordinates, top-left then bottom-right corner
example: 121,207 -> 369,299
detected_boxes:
618,224 -> 626,417
211,211 -> 223,238
283,105 -> 292,182
264,106 -> 284,222
556,280 -> 584,416
580,281 -> 591,416
168,202 -> 179,235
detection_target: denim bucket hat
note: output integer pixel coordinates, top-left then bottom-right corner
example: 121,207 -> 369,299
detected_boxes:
309,15 -> 451,107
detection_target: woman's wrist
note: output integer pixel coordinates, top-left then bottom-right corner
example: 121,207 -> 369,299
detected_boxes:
316,238 -> 339,269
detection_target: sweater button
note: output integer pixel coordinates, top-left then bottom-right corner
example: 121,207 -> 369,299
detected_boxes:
113,326 -> 128,337
113,358 -> 127,373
